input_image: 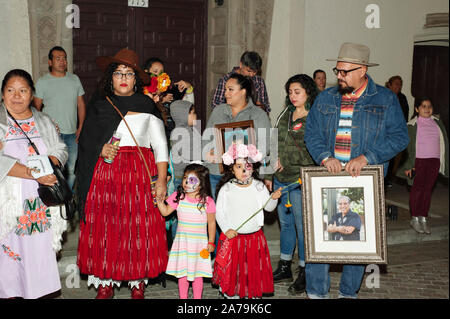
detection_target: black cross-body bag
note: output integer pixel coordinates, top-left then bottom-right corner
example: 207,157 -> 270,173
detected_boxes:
7,111 -> 75,220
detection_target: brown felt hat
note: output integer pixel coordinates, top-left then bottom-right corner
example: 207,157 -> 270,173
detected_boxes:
327,42 -> 379,67
95,48 -> 151,84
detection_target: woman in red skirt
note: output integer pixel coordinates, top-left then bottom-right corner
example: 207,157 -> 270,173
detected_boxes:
76,49 -> 169,299
213,144 -> 282,298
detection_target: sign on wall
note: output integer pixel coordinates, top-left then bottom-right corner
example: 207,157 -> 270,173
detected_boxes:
128,0 -> 149,8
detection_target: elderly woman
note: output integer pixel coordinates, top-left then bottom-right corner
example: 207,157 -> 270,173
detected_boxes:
267,74 -> 318,295
76,49 -> 169,299
0,69 -> 68,299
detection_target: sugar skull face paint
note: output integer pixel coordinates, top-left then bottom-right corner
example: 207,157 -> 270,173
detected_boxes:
183,173 -> 200,193
232,158 -> 253,183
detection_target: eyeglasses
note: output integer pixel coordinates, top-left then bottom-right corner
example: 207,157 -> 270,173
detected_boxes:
112,71 -> 135,79
332,67 -> 361,77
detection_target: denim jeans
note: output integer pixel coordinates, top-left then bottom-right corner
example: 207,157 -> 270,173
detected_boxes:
61,133 -> 78,191
274,178 -> 305,266
305,263 -> 365,299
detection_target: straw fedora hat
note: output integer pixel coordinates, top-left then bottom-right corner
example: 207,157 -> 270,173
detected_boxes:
327,42 -> 379,67
95,48 -> 151,84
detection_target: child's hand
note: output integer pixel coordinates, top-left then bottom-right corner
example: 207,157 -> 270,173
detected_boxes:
162,93 -> 174,104
225,229 -> 237,239
271,187 -> 282,200
175,80 -> 192,92
405,169 -> 415,178
207,243 -> 215,253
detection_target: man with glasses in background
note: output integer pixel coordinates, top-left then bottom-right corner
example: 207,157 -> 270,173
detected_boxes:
304,42 -> 409,299
34,46 -> 86,191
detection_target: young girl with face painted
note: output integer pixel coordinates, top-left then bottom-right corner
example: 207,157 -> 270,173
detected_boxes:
212,143 -> 282,299
156,163 -> 216,299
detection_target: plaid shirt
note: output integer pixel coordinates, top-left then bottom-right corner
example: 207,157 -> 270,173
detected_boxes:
210,67 -> 271,113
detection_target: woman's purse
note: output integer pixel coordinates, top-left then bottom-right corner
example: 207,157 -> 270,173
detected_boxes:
7,111 -> 75,220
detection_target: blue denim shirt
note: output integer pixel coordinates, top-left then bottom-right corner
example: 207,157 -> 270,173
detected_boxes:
304,74 -> 409,176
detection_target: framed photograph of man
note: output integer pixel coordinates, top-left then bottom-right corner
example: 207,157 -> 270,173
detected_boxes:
214,120 -> 255,173
301,166 -> 387,264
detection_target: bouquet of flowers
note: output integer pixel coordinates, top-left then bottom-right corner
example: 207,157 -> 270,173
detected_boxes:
143,72 -> 171,95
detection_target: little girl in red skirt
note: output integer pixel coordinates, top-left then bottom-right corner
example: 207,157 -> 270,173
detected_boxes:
212,144 -> 282,298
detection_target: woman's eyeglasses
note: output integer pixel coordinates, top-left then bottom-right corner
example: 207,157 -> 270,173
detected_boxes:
332,67 -> 361,77
112,71 -> 135,79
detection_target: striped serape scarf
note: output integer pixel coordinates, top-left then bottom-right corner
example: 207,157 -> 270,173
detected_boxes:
334,78 -> 368,163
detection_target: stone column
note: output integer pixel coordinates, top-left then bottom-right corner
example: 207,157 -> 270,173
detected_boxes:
28,0 -> 73,81
207,0 -> 274,117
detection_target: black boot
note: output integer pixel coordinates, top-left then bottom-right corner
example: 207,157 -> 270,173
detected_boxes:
288,266 -> 306,294
273,259 -> 293,283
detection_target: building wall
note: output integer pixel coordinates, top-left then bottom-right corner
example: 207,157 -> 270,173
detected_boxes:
266,0 -> 449,122
207,0 -> 274,119
265,0 -> 305,123
0,0 -> 73,86
0,0 -> 33,82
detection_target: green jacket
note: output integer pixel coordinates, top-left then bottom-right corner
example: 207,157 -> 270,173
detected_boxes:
396,115 -> 449,185
270,107 -> 315,183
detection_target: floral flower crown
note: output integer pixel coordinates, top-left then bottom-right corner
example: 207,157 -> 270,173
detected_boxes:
143,72 -> 171,95
222,143 -> 263,166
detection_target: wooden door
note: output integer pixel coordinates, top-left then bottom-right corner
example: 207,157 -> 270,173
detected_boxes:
411,45 -> 449,136
72,0 -> 133,103
73,0 -> 208,126
135,0 -> 208,129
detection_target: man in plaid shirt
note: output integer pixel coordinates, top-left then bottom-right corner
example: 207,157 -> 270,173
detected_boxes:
210,51 -> 271,113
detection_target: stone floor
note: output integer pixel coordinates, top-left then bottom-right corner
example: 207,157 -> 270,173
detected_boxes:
51,177 -> 448,300
55,239 -> 448,300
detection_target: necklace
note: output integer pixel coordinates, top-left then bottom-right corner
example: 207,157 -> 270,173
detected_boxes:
231,177 -> 253,186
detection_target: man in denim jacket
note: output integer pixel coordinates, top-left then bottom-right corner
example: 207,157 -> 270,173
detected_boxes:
304,43 -> 409,299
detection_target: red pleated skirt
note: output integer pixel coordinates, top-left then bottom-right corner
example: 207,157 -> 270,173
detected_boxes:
77,146 -> 168,281
212,230 -> 274,298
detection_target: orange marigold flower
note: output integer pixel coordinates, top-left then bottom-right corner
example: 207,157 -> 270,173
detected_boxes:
285,203 -> 292,208
199,249 -> 210,259
157,73 -> 171,92
298,178 -> 302,184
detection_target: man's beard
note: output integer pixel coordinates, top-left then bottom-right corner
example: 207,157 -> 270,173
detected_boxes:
337,81 -> 354,95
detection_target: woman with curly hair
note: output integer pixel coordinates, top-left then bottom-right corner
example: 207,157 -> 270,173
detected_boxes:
76,49 -> 169,299
266,74 -> 319,295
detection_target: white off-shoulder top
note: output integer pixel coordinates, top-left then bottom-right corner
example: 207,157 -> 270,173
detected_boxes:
115,113 -> 168,163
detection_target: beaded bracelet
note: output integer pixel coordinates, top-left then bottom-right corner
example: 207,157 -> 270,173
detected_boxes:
208,242 -> 216,247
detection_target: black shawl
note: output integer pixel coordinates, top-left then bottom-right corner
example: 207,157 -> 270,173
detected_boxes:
75,92 -> 162,220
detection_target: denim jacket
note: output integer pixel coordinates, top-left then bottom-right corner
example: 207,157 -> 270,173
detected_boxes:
304,74 -> 409,176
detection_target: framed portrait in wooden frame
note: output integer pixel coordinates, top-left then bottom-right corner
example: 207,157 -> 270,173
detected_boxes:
300,166 -> 387,264
214,120 -> 255,173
